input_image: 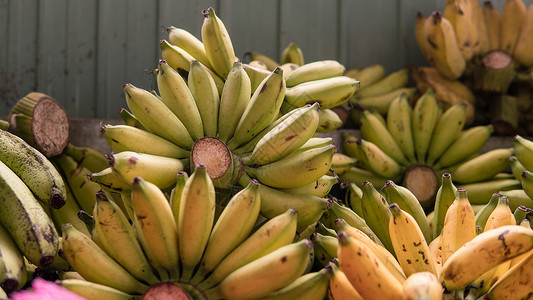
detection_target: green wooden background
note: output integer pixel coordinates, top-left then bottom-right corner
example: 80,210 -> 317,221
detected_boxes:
0,0 -> 511,118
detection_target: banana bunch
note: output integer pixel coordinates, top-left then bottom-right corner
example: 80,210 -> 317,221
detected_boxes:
59,165 -> 333,300
503,135 -> 533,210
340,88 -> 517,209
414,0 -> 533,134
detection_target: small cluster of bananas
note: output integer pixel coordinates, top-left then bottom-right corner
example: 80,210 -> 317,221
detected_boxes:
338,88 -> 521,208
0,129 -> 68,296
415,0 -> 533,134
507,135 -> 533,210
58,165 -> 335,300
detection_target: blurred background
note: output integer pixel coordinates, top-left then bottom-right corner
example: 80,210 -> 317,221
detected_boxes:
0,0 -> 508,119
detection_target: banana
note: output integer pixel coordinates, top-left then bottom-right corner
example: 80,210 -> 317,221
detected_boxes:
415,12 -> 434,64
100,124 -> 190,159
423,11 -> 466,79
415,66 -> 476,105
330,153 -> 357,176
446,148 -> 514,184
382,181 -> 432,242
428,234 -> 444,276
257,185 -> 328,231
433,173 -> 458,239
63,143 -> 109,173
337,231 -> 404,300
402,271 -> 443,300
509,155 -> 526,183
244,102 -> 320,165
280,42 -> 304,66
217,61 -> 252,143
352,87 -> 417,115
483,1 -> 502,51
246,51 -> 279,71
475,192 -> 501,230
514,135 -> 533,171
93,190 -> 159,285
343,182 -> 364,217
280,174 -> 338,197
327,260 -> 364,300
443,0 -> 474,61
485,195 -> 517,231
244,143 -> 335,189
50,181 -> 90,237
0,158 -> 60,268
118,108 -> 146,131
0,222 -> 27,294
201,7 -> 236,78
339,166 -> 390,188
412,89 -> 440,164
227,67 -> 286,149
349,64 -> 386,88
513,3 -> 533,67
440,224 -> 533,291
310,232 -> 337,267
316,108 -> 343,133
249,60 -> 268,69
188,59 -> 220,137
360,109 -> 409,165
167,26 -> 213,70
513,206 -> 531,225
258,265 -> 331,300
176,164 -> 215,281
108,151 -> 186,191
280,62 -> 299,80
457,177 -> 521,205
285,60 -> 345,87
90,167 -> 131,194
0,129 -> 66,209
520,170 -> 533,200
440,188 -> 477,264
426,103 -> 467,166
59,279 -> 138,300
198,208 -> 298,289
284,76 -> 359,109
350,138 -> 404,179
326,200 -> 382,245
386,92 -> 416,164
470,0 -> 490,56
123,83 -> 194,149
355,68 -> 409,99
242,63 -> 273,94
130,176 -> 180,280
433,124 -> 493,169
61,224 -> 148,294
193,180 -> 261,281
485,248 -> 533,300
500,0 -> 527,55
155,59 -> 204,140
388,203 -> 437,277
207,239 -> 313,300
361,180 -> 395,255
169,171 -> 188,233
499,189 -> 533,212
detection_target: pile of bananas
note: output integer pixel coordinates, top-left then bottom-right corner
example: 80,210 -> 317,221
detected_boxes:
506,135 -> 533,210
58,165 -> 334,300
414,0 -> 533,135
338,89 -> 521,208
0,129 -> 67,296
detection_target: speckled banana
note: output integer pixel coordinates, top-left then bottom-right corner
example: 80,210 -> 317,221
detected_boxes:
440,224 -> 533,291
59,279 -> 138,300
62,224 -> 148,294
486,248 -> 533,300
500,0 -> 527,55
100,124 -> 190,159
280,42 -> 304,66
123,83 -> 194,149
198,208 -> 298,290
433,124 -> 493,170
382,180 -> 432,242
428,234 -> 443,276
206,239 -> 313,300
175,164 -> 215,281
446,148 -> 514,184
386,92 -> 416,164
355,68 -> 409,99
90,167 -> 131,194
0,222 -> 27,294
361,181 -> 395,255
412,89 -> 440,164
188,59 -> 220,137
130,177 -> 180,280
337,231 -> 404,300
244,102 -> 320,166
93,191 -> 159,285
327,260 -> 364,300
227,67 -> 286,149
193,180 -> 261,282
201,7 -> 236,78
245,143 -> 334,190
426,103 -> 467,166
440,188 -> 477,264
513,3 -> 533,67
108,151 -> 186,191
281,174 -> 338,197
388,203 -> 437,277
0,129 -> 66,209
285,76 -> 359,109
285,60 -> 345,87
402,271 -> 443,300
423,11 -> 466,79
217,61 -> 252,143
167,26 -> 214,71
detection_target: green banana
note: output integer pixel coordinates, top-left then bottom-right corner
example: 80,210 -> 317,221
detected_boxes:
433,173 -> 458,238
188,59 -> 220,137
426,103 -> 467,166
361,180 -> 395,255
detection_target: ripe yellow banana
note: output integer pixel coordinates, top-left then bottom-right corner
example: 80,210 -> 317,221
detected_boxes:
327,261 -> 364,300
167,26 -> 213,70
201,7 -> 236,78
513,3 -> 533,67
402,271 -> 443,300
446,148 -> 514,184
246,51 -> 279,71
500,0 -> 527,55
284,76 -> 359,109
280,42 -> 304,66
412,89 -> 440,164
483,1 -> 502,51
475,193 -> 500,230
285,60 -> 345,87
443,0 -> 474,61
415,12 -> 434,64
485,248 -> 533,300
470,0 -> 490,56
426,103 -> 467,166
188,59 -> 220,137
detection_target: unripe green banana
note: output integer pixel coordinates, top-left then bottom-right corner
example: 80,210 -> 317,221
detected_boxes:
169,171 -> 188,232
257,265 -> 331,300
285,60 -> 345,87
325,199 -> 381,245
386,92 -> 416,164
521,170 -> 533,200
433,173 -> 458,238
188,59 -> 220,137
90,167 -> 131,194
280,174 -> 338,198
0,129 -> 66,209
201,7 -> 236,78
426,103 -> 467,166
339,166 -> 390,188
242,63 -> 272,93
351,87 -> 417,115
361,181 -> 395,255
350,64 -> 386,89
118,108 -> 146,131
355,68 -> 409,99
509,155 -> 527,183
514,135 -> 533,171
63,143 -> 109,173
412,89 -> 440,164
447,148 -> 514,184
285,76 -> 359,109
458,177 -> 521,206
351,138 -> 404,179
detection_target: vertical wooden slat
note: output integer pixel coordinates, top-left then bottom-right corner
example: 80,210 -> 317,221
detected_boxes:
0,0 -> 39,116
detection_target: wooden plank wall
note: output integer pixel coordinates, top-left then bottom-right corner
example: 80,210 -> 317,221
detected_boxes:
0,0 -> 511,118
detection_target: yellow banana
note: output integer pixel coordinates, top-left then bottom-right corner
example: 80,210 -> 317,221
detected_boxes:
483,1 -> 502,51
59,279 -> 138,300
280,42 -> 304,66
281,174 -> 338,197
285,60 -> 345,87
470,0 -> 490,56
513,3 -> 533,67
412,89 -> 440,164
402,271 -> 444,300
316,108 -> 343,133
201,7 -> 236,78
486,248 -> 533,300
446,148 -> 514,184
475,193 -> 500,230
500,0 -> 527,55
351,138 -> 404,179
246,51 -> 279,71
241,63 -> 275,95
167,26 -> 213,70
355,68 -> 409,99
0,222 -> 27,294
514,135 -> 533,171
387,92 -> 416,164
415,12 -> 434,64
429,234 -> 444,276
188,59 -> 219,137
284,76 -> 359,109
329,153 -> 357,176
327,261 -> 364,300
443,0 -> 474,61
279,62 -> 299,80
426,103 -> 467,166
258,265 -> 331,300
